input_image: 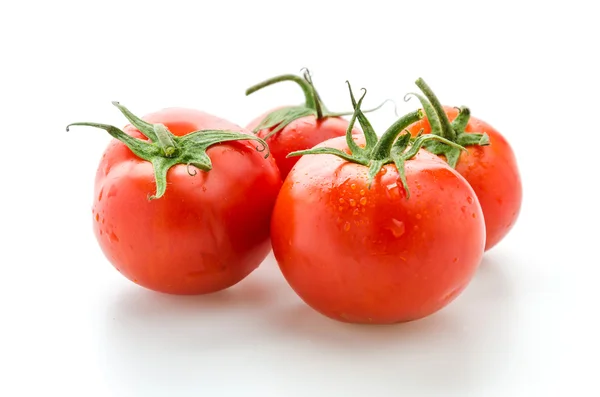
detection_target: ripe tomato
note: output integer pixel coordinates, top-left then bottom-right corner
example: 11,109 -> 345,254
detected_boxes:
68,104 -> 281,295
246,70 -> 387,178
270,86 -> 486,324
247,111 -> 357,179
405,79 -> 522,251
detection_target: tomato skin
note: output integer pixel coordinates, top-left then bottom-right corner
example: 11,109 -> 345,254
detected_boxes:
406,106 -> 522,251
92,108 -> 282,294
270,135 -> 485,324
247,111 -> 356,179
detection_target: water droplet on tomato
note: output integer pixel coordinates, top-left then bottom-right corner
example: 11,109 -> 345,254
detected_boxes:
109,231 -> 119,243
385,182 -> 399,200
95,213 -> 100,222
339,198 -> 345,204
467,196 -> 473,204
472,213 -> 476,218
387,219 -> 405,238
361,207 -> 366,213
353,209 -> 359,216
98,188 -> 104,202
351,184 -> 356,190
360,189 -> 365,196
343,222 -> 351,232
349,199 -> 356,207
379,167 -> 387,174
338,206 -> 344,211
359,197 -> 367,205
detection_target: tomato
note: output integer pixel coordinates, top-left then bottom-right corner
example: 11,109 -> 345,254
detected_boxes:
405,79 -> 522,251
68,103 -> 281,295
247,111 -> 357,179
270,86 -> 486,324
245,70 -> 386,178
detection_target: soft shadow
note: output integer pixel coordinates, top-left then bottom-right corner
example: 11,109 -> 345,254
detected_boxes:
265,252 -> 516,394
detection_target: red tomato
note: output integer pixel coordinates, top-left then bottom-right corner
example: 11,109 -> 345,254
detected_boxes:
406,106 -> 522,251
70,105 -> 281,295
247,112 -> 356,178
245,71 -> 389,179
270,87 -> 486,323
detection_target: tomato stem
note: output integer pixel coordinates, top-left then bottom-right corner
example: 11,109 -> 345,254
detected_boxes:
67,104 -> 270,200
245,70 -> 393,138
407,78 -> 491,168
415,78 -> 456,141
288,83 -> 466,195
246,73 -> 317,110
153,123 -> 179,157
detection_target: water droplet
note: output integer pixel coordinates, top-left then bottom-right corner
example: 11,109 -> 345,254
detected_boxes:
360,189 -> 365,196
416,214 -> 422,220
353,209 -> 359,216
461,206 -> 467,213
339,198 -> 345,204
338,206 -> 344,211
109,231 -> 119,243
351,184 -> 356,190
95,213 -> 100,222
472,213 -> 476,218
379,167 -> 387,174
349,199 -> 356,207
343,222 -> 351,232
467,196 -> 473,204
359,197 -> 367,205
361,207 -> 366,213
387,219 -> 405,238
385,182 -> 399,200
98,189 -> 104,202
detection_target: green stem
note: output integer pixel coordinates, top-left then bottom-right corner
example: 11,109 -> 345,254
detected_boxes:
245,74 -> 317,110
112,102 -> 158,142
371,110 -> 422,160
415,78 -> 456,141
451,106 -> 470,132
68,104 -> 270,200
153,123 -> 178,157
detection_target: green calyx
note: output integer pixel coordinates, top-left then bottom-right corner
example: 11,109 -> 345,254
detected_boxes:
288,82 -> 466,198
67,102 -> 269,200
405,78 -> 490,168
245,68 -> 392,139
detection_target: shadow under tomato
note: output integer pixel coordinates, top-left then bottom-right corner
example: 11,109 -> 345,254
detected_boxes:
265,252 -> 517,394
99,259 -> 287,394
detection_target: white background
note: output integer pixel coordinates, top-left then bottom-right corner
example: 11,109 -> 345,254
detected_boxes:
1,1 -> 599,396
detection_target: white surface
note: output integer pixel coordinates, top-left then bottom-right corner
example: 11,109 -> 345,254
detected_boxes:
1,1 -> 599,396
